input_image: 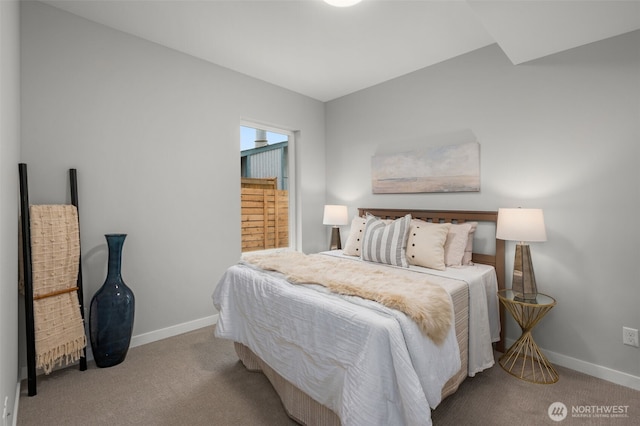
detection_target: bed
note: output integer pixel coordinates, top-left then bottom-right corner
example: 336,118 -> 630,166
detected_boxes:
213,208 -> 505,426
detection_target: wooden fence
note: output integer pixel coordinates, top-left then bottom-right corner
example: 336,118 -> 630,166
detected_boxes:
241,183 -> 289,252
241,177 -> 277,190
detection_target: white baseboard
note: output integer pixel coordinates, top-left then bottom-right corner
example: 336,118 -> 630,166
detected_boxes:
504,338 -> 640,391
11,382 -> 19,426
129,314 -> 218,349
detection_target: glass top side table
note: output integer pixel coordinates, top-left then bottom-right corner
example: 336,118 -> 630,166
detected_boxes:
497,289 -> 559,384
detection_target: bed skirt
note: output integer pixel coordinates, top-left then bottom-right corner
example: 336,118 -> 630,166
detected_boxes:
234,281 -> 469,425
235,342 -> 341,425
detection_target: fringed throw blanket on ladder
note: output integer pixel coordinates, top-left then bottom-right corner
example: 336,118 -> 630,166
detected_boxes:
21,205 -> 87,374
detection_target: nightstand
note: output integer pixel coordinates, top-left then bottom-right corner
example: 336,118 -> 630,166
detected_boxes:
497,289 -> 558,384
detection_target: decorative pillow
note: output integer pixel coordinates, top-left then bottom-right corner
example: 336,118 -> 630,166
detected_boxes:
406,221 -> 451,271
343,215 -> 368,256
444,222 -> 475,267
461,222 -> 478,265
361,214 -> 411,267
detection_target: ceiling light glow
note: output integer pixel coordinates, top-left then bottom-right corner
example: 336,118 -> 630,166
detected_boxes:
324,0 -> 363,7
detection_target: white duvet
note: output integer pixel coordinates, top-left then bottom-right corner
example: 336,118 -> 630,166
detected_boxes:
212,251 -> 499,426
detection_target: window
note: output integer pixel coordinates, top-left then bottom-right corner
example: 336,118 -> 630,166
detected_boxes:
240,123 -> 296,252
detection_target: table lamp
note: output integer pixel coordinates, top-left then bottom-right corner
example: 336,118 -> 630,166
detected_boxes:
323,205 -> 348,250
496,208 -> 547,302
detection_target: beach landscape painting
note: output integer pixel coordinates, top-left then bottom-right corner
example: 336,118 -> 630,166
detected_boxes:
372,142 -> 480,193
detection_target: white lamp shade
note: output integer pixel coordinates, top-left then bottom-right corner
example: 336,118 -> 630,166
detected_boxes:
324,0 -> 362,7
323,205 -> 349,226
496,208 -> 547,242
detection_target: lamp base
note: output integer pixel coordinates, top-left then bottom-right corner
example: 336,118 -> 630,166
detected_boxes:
512,243 -> 538,302
329,227 -> 342,251
514,294 -> 538,304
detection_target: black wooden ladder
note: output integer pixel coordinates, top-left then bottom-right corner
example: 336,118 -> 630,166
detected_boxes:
18,164 -> 87,396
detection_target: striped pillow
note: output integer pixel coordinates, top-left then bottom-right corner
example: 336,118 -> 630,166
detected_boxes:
361,213 -> 411,267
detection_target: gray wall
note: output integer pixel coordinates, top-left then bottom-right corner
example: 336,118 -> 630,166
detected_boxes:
325,31 -> 640,385
19,0 -> 326,365
0,0 -> 20,418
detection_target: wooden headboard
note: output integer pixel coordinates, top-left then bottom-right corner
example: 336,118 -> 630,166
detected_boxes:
358,207 -> 505,351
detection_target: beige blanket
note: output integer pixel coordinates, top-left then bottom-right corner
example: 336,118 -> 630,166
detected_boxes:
243,251 -> 453,345
25,205 -> 87,374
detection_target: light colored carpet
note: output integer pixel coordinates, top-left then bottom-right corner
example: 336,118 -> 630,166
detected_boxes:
17,326 -> 639,425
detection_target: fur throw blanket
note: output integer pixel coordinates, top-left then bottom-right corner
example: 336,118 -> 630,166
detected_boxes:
242,251 -> 453,345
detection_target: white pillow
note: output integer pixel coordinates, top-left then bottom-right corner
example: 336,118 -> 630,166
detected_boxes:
461,222 -> 478,265
444,222 -> 476,267
343,215 -> 368,256
361,214 -> 411,268
406,221 -> 451,271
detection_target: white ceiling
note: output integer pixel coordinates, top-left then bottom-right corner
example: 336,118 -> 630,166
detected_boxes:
42,0 -> 640,102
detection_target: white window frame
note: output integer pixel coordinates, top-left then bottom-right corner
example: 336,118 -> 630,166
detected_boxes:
240,119 -> 298,251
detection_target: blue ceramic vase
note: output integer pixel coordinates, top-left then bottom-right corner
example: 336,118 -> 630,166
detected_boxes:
89,234 -> 135,368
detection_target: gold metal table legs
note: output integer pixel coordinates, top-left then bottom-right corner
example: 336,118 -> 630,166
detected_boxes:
498,290 -> 558,384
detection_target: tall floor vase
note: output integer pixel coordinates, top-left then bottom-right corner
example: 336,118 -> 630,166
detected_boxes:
89,234 -> 135,368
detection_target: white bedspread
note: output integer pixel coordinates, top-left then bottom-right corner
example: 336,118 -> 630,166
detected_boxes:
212,252 -> 499,426
405,258 -> 501,375
323,251 -> 500,376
